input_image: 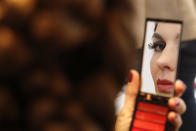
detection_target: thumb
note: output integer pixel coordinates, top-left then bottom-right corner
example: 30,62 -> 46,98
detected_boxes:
124,69 -> 140,110
115,69 -> 140,131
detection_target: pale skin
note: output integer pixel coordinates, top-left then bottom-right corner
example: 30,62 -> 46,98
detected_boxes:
115,69 -> 186,131
150,23 -> 181,96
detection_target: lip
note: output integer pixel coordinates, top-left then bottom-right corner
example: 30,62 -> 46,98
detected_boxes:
157,79 -> 174,92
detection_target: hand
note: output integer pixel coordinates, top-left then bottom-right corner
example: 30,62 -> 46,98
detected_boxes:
115,69 -> 186,131
168,79 -> 186,131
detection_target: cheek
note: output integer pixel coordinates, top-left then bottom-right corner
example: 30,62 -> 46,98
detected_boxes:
150,55 -> 158,81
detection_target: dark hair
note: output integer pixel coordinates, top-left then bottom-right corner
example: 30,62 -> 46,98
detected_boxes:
154,22 -> 158,32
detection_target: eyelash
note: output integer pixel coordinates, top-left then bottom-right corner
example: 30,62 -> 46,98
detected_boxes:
148,41 -> 166,52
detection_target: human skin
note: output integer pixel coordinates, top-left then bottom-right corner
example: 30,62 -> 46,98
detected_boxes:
115,70 -> 186,131
150,22 -> 181,97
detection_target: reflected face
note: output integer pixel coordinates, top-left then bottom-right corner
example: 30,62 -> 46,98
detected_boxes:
150,23 -> 181,96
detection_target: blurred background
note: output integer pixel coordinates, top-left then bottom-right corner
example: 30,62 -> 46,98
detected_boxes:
0,0 -> 137,130
0,0 -> 195,131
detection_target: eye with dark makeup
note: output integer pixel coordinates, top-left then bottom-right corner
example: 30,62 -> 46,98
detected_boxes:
148,41 -> 166,52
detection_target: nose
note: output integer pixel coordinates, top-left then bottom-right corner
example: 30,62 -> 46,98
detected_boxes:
156,45 -> 177,71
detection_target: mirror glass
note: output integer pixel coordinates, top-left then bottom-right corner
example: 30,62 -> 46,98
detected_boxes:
140,19 -> 182,97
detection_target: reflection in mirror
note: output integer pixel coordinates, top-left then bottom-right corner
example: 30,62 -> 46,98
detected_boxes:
141,20 -> 182,97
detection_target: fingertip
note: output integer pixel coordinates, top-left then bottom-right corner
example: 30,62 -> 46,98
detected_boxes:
168,97 -> 180,109
175,80 -> 186,96
175,80 -> 186,90
128,70 -> 140,89
168,98 -> 175,107
129,69 -> 139,82
131,69 -> 139,77
168,97 -> 186,115
168,112 -> 182,130
168,112 -> 176,122
123,69 -> 140,111
126,69 -> 140,97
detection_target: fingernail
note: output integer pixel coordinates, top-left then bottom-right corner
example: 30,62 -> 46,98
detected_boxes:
175,99 -> 180,106
129,71 -> 132,82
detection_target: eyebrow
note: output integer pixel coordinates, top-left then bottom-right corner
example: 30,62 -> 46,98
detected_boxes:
152,33 -> 164,41
153,32 -> 180,42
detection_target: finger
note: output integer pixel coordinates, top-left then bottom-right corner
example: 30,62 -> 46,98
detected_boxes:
115,69 -> 140,131
168,97 -> 186,115
123,69 -> 140,110
168,112 -> 182,131
174,80 -> 186,97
